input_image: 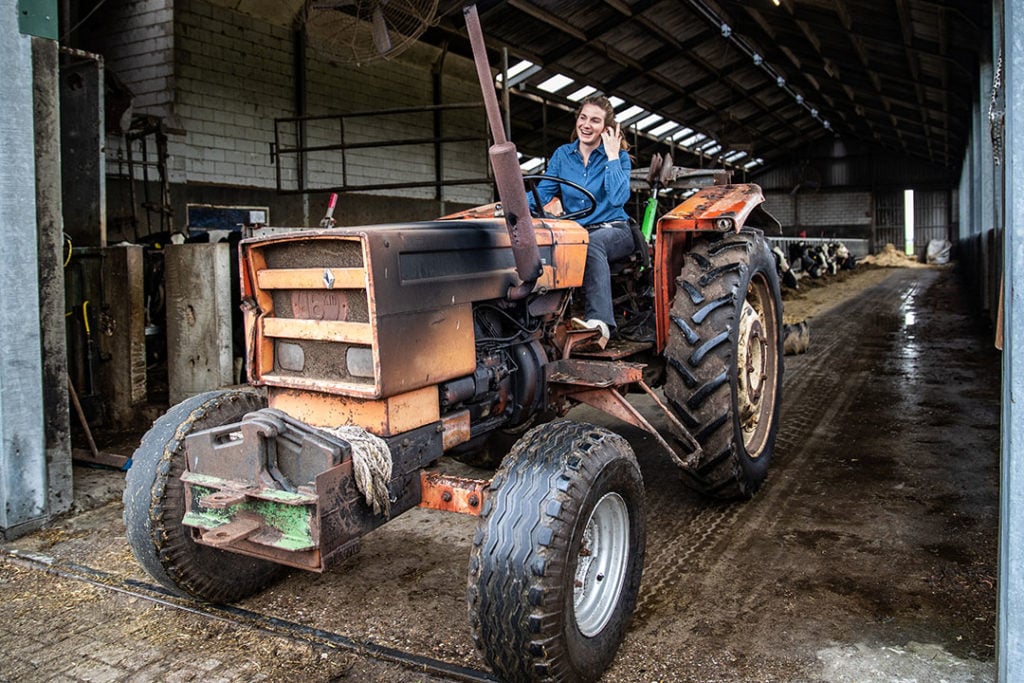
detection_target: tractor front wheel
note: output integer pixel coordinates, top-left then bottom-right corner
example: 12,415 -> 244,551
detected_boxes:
123,388 -> 288,602
468,420 -> 646,682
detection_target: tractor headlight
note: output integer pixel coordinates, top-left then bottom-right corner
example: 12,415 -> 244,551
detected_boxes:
716,217 -> 734,231
276,341 -> 305,372
346,346 -> 375,378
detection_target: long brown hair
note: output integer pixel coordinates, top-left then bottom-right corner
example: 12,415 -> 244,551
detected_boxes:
571,95 -> 631,151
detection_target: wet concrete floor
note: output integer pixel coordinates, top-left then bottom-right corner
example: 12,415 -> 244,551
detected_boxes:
0,267 -> 1000,682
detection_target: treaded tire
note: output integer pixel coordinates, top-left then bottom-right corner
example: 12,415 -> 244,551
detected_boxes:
123,388 -> 288,602
468,420 -> 646,682
664,229 -> 783,499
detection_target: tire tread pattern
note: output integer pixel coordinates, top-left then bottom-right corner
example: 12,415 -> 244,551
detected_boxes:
468,420 -> 646,682
663,230 -> 783,499
123,389 -> 286,603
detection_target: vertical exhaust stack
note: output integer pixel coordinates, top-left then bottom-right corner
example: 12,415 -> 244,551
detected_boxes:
464,4 -> 542,300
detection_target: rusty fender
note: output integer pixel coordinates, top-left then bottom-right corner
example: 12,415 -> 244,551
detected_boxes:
653,183 -> 778,352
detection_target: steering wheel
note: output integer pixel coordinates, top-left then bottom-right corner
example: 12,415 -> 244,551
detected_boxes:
523,174 -> 597,222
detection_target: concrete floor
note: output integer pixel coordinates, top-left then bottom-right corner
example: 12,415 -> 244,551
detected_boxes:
0,267 -> 1000,682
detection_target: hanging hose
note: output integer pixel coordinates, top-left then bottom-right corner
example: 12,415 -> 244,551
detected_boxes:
82,301 -> 97,397
63,233 -> 73,268
641,153 -> 664,241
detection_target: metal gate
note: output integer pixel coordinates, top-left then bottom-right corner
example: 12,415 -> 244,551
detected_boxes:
914,190 -> 952,251
874,191 -> 904,252
873,190 -> 951,256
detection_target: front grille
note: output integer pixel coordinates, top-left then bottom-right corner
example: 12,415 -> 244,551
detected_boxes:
263,239 -> 364,269
270,289 -> 370,323
249,234 -> 378,396
273,339 -> 374,386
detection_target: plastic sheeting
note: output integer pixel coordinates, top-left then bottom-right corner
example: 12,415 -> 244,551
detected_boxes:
926,239 -> 952,264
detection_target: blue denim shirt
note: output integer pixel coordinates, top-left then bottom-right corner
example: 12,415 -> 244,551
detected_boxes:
532,140 -> 631,226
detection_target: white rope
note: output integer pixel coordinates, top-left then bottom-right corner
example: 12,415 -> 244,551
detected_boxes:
324,426 -> 393,518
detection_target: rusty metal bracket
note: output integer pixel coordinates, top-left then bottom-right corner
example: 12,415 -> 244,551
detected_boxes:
546,358 -> 643,387
180,413 -> 447,573
568,388 -> 699,471
546,358 -> 702,471
181,409 -> 355,571
562,327 -> 604,357
199,514 -> 262,548
185,408 -> 349,491
635,381 -> 703,460
419,472 -> 488,516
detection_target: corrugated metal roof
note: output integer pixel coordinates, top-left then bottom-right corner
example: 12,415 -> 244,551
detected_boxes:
424,0 -> 989,175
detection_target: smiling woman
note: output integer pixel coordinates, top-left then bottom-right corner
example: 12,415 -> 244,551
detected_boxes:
529,95 -> 635,342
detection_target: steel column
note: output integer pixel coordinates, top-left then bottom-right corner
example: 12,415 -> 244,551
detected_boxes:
999,0 -> 1023,677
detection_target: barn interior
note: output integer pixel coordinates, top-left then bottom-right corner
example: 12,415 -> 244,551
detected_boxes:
1,0 -> 1020,678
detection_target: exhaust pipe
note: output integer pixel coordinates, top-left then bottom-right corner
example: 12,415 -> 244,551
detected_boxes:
464,4 -> 542,299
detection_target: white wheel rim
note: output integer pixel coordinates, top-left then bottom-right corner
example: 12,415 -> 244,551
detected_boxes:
736,297 -> 766,425
573,492 -> 630,637
736,276 -> 776,457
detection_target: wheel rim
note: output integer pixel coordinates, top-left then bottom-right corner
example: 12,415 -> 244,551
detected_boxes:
735,273 -> 778,458
573,492 -> 630,637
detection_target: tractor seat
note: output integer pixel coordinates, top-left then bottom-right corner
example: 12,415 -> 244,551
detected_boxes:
610,219 -> 652,275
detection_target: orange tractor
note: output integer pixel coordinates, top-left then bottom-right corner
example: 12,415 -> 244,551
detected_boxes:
124,6 -> 783,681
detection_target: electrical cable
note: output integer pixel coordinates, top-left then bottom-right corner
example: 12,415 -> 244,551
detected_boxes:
685,0 -> 831,132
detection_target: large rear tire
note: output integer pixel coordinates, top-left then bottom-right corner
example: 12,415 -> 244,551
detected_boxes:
468,420 -> 646,682
123,388 -> 288,602
664,230 -> 783,499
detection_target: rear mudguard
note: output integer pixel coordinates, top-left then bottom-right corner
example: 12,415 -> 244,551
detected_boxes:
653,183 -> 779,352
658,183 -> 775,234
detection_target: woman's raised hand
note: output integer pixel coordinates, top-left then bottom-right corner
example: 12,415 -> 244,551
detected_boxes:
602,123 -> 622,160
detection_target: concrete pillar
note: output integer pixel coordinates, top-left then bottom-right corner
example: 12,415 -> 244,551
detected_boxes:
958,141 -> 972,241
165,243 -> 235,406
33,36 -> 73,516
979,54 -> 997,234
59,53 -> 106,247
96,246 -> 148,427
0,0 -> 49,538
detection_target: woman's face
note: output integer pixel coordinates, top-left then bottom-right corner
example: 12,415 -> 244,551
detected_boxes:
576,103 -> 608,147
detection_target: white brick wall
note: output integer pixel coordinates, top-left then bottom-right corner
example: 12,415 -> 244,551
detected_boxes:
763,194 -> 795,226
97,0 -> 496,209
799,192 -> 871,226
174,0 -> 295,188
84,0 -> 175,116
300,40 -> 489,203
763,191 -> 871,231
166,0 -> 489,203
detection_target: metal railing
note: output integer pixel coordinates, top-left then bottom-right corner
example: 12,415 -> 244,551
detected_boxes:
767,237 -> 869,256
766,236 -> 870,272
272,102 -> 492,196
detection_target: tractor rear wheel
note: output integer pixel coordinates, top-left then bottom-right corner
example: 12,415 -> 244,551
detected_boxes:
663,230 -> 783,499
468,420 -> 646,682
123,388 -> 287,602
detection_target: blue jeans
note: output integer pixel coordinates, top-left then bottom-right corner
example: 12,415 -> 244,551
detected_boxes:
583,220 -> 635,332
